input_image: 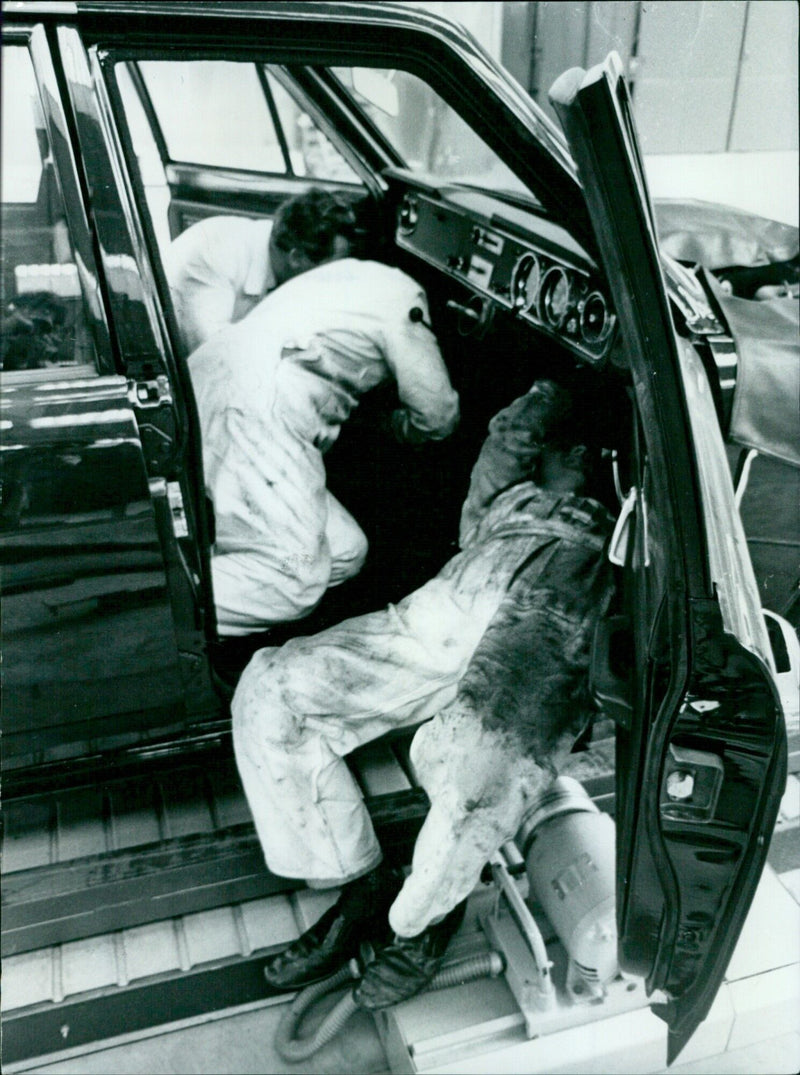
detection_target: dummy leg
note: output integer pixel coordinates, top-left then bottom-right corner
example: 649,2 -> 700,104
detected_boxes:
388,709 -> 550,937
355,576 -> 597,1009
232,574 -> 509,989
231,575 -> 503,882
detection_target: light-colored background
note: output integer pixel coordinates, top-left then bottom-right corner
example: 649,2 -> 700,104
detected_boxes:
409,0 -> 799,226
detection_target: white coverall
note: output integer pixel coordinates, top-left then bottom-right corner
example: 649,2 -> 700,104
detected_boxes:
190,257 -> 459,634
165,216 -> 276,352
232,391 -> 614,937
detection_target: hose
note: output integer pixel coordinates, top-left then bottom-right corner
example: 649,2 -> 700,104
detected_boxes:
274,950 -> 505,1062
274,960 -> 361,1063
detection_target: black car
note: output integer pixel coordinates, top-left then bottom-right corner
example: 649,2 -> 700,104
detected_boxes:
1,2 -> 798,1069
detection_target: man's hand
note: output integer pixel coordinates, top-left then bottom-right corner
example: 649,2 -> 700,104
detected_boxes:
389,408 -> 435,446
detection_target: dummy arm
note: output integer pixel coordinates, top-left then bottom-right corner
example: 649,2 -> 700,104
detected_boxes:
459,391 -> 547,545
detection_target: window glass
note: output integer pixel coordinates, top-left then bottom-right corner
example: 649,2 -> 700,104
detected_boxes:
2,47 -> 43,203
1,46 -> 96,373
330,66 -> 532,199
265,69 -> 359,182
138,60 -> 287,172
115,64 -> 172,252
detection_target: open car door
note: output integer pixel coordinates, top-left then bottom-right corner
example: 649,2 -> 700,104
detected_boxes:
549,55 -> 788,1063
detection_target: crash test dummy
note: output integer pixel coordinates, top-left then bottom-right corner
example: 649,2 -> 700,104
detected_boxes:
231,379 -> 615,1008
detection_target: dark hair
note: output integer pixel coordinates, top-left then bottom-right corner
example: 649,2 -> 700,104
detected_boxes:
532,377 -> 617,490
537,377 -> 617,451
271,188 -> 357,263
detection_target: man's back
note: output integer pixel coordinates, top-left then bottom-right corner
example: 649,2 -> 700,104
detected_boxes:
166,216 -> 274,352
189,257 -> 458,443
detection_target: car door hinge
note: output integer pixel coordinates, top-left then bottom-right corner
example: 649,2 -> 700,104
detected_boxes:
129,375 -> 172,409
167,481 -> 190,539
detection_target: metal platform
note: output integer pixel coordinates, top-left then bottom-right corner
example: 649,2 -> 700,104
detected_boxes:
2,726 -> 797,1071
376,862 -> 800,1074
0,735 -> 426,1065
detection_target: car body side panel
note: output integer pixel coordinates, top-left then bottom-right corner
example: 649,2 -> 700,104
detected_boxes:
0,376 -> 185,758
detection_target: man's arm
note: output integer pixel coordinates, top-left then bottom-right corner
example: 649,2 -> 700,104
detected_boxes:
458,390 -> 548,546
382,287 -> 459,443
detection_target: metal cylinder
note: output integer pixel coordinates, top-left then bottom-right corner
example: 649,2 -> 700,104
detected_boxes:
517,776 -> 618,987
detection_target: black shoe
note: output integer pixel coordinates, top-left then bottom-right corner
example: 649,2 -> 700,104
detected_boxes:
353,899 -> 467,1010
263,865 -> 403,990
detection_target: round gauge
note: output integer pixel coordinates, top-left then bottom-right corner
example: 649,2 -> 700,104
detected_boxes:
580,291 -> 612,344
511,252 -> 541,311
539,266 -> 572,329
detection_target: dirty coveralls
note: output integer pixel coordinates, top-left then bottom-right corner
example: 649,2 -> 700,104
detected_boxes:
232,389 -> 614,936
190,258 -> 459,634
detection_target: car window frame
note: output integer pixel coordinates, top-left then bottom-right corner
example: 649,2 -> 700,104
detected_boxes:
117,53 -> 369,189
70,6 -> 593,252
132,57 -> 290,176
2,25 -> 114,384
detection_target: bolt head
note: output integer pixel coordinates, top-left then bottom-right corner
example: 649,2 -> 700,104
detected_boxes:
667,770 -> 695,801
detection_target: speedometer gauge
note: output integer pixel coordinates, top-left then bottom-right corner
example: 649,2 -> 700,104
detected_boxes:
539,266 -> 572,329
511,252 -> 541,311
580,291 -> 612,344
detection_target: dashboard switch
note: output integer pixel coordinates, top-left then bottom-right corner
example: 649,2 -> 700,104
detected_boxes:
447,254 -> 468,272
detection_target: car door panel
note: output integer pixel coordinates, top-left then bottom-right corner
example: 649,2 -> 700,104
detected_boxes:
1,375 -> 185,759
0,25 -> 190,766
549,54 -> 787,1061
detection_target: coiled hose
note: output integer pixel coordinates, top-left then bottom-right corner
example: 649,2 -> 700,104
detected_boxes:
275,950 -> 505,1062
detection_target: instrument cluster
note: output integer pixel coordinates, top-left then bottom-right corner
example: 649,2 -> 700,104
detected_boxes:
395,187 -> 616,365
510,250 -> 614,351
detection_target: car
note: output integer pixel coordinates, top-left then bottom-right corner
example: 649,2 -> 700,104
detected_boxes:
1,2 -> 797,1070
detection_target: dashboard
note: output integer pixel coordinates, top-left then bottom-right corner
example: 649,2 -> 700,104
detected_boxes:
393,182 -> 616,365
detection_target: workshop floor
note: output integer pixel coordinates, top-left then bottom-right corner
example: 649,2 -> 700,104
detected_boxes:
14,775 -> 800,1075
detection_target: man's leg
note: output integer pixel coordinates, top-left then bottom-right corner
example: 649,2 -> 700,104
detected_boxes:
208,407 -> 334,632
325,491 -> 368,586
211,545 -> 330,634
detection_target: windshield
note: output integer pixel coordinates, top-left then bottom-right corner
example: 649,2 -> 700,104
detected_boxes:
330,66 -> 534,201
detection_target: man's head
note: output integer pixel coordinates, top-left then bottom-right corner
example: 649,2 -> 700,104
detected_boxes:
524,379 -> 607,495
269,188 -> 357,285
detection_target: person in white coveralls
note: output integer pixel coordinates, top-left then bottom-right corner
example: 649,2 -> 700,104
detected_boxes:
166,188 -> 356,353
232,379 -> 615,1008
189,249 -> 460,634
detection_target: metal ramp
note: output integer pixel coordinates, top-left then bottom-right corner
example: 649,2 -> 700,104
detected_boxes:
0,735 -> 427,1067
4,724 -> 795,1071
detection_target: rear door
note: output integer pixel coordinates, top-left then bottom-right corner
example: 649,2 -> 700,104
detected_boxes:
1,25 -> 189,766
549,55 -> 787,1062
